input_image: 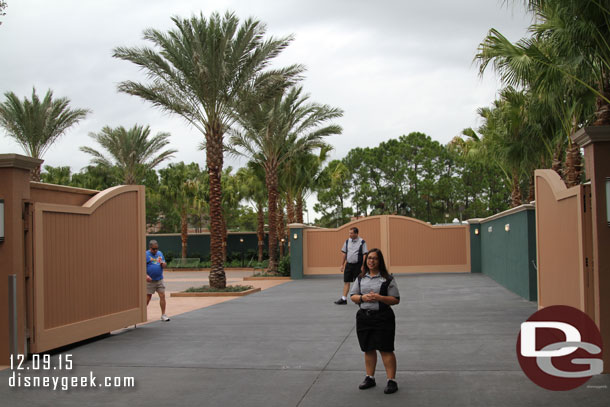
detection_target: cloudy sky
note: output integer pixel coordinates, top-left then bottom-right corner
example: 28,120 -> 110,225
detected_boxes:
0,0 -> 532,181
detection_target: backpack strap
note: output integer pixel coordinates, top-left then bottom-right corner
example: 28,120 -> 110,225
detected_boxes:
357,239 -> 365,264
378,275 -> 393,311
357,276 -> 362,308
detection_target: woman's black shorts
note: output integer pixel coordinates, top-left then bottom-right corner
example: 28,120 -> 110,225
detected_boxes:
356,307 -> 396,352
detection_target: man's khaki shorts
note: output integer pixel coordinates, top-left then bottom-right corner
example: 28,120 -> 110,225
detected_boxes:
147,279 -> 166,295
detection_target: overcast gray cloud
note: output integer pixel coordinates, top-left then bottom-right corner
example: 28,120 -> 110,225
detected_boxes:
0,0 -> 532,176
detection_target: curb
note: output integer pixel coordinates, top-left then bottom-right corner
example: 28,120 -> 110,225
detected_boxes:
170,287 -> 262,297
166,268 -> 257,272
244,277 -> 291,281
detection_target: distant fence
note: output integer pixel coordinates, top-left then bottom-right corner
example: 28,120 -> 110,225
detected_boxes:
290,215 -> 470,277
146,232 -> 270,262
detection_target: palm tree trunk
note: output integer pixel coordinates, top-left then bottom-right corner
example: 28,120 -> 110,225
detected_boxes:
527,173 -> 535,203
551,140 -> 564,179
31,164 -> 42,182
296,194 -> 304,224
207,124 -> 226,289
266,166 -> 279,273
180,209 -> 188,259
564,140 -> 582,188
256,203 -> 264,263
221,215 -> 227,263
593,69 -> 610,125
286,192 -> 296,224
511,171 -> 522,208
277,205 -> 285,259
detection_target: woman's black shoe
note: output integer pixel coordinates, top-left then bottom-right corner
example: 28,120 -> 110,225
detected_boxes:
384,380 -> 398,394
359,376 -> 376,389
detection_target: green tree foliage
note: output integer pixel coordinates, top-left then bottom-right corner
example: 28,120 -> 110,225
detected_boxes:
0,88 -> 90,180
40,165 -> 72,186
158,162 -> 206,258
81,124 -> 176,184
315,132 -> 509,226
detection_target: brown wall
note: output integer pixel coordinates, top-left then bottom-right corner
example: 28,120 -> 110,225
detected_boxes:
303,215 -> 470,275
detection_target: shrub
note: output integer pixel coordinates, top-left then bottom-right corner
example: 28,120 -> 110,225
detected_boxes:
278,255 -> 290,276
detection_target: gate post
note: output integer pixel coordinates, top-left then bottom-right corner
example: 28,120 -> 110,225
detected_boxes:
0,154 -> 43,364
573,126 -> 610,373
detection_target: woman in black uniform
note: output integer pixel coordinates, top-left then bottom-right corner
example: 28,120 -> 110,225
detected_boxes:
349,248 -> 400,394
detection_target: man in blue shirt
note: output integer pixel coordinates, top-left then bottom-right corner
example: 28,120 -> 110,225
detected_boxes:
146,240 -> 169,321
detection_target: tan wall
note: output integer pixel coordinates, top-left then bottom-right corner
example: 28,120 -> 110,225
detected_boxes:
534,170 -> 592,316
388,216 -> 470,273
30,185 -> 147,352
303,215 -> 470,275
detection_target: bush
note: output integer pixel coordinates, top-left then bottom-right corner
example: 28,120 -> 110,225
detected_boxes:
278,255 -> 290,277
164,251 -> 176,263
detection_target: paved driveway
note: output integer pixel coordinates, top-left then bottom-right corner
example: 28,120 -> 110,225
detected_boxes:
1,273 -> 608,406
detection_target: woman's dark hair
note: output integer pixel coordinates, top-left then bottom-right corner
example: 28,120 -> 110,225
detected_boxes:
360,248 -> 390,280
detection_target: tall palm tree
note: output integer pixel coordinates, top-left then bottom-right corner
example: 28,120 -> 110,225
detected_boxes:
113,11 -> 302,288
229,86 -> 342,272
80,124 -> 176,185
0,88 -> 90,180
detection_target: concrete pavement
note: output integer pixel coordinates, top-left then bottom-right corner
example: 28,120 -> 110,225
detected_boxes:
1,273 -> 608,406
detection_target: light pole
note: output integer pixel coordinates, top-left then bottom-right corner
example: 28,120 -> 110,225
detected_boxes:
239,238 -> 245,268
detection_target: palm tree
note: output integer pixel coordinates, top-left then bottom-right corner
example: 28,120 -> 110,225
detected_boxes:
0,88 -> 90,180
229,86 -> 342,272
159,162 -> 205,259
281,146 -> 331,224
80,124 -> 176,185
113,11 -> 302,288
522,0 -> 610,125
236,163 -> 268,262
476,5 -> 600,187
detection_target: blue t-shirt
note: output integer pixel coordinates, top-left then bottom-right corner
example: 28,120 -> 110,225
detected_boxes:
146,250 -> 165,280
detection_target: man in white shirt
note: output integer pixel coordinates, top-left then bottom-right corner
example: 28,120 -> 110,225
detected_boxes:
335,227 -> 368,304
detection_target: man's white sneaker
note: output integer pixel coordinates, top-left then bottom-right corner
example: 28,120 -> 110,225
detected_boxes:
161,314 -> 170,322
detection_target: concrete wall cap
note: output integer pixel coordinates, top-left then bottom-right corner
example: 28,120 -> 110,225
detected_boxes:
0,153 -> 43,170
476,203 -> 535,224
573,126 -> 610,147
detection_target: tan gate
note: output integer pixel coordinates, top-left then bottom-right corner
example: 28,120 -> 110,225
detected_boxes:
28,184 -> 147,353
534,169 -> 595,319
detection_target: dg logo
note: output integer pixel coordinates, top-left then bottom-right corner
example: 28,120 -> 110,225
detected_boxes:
516,305 -> 604,391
